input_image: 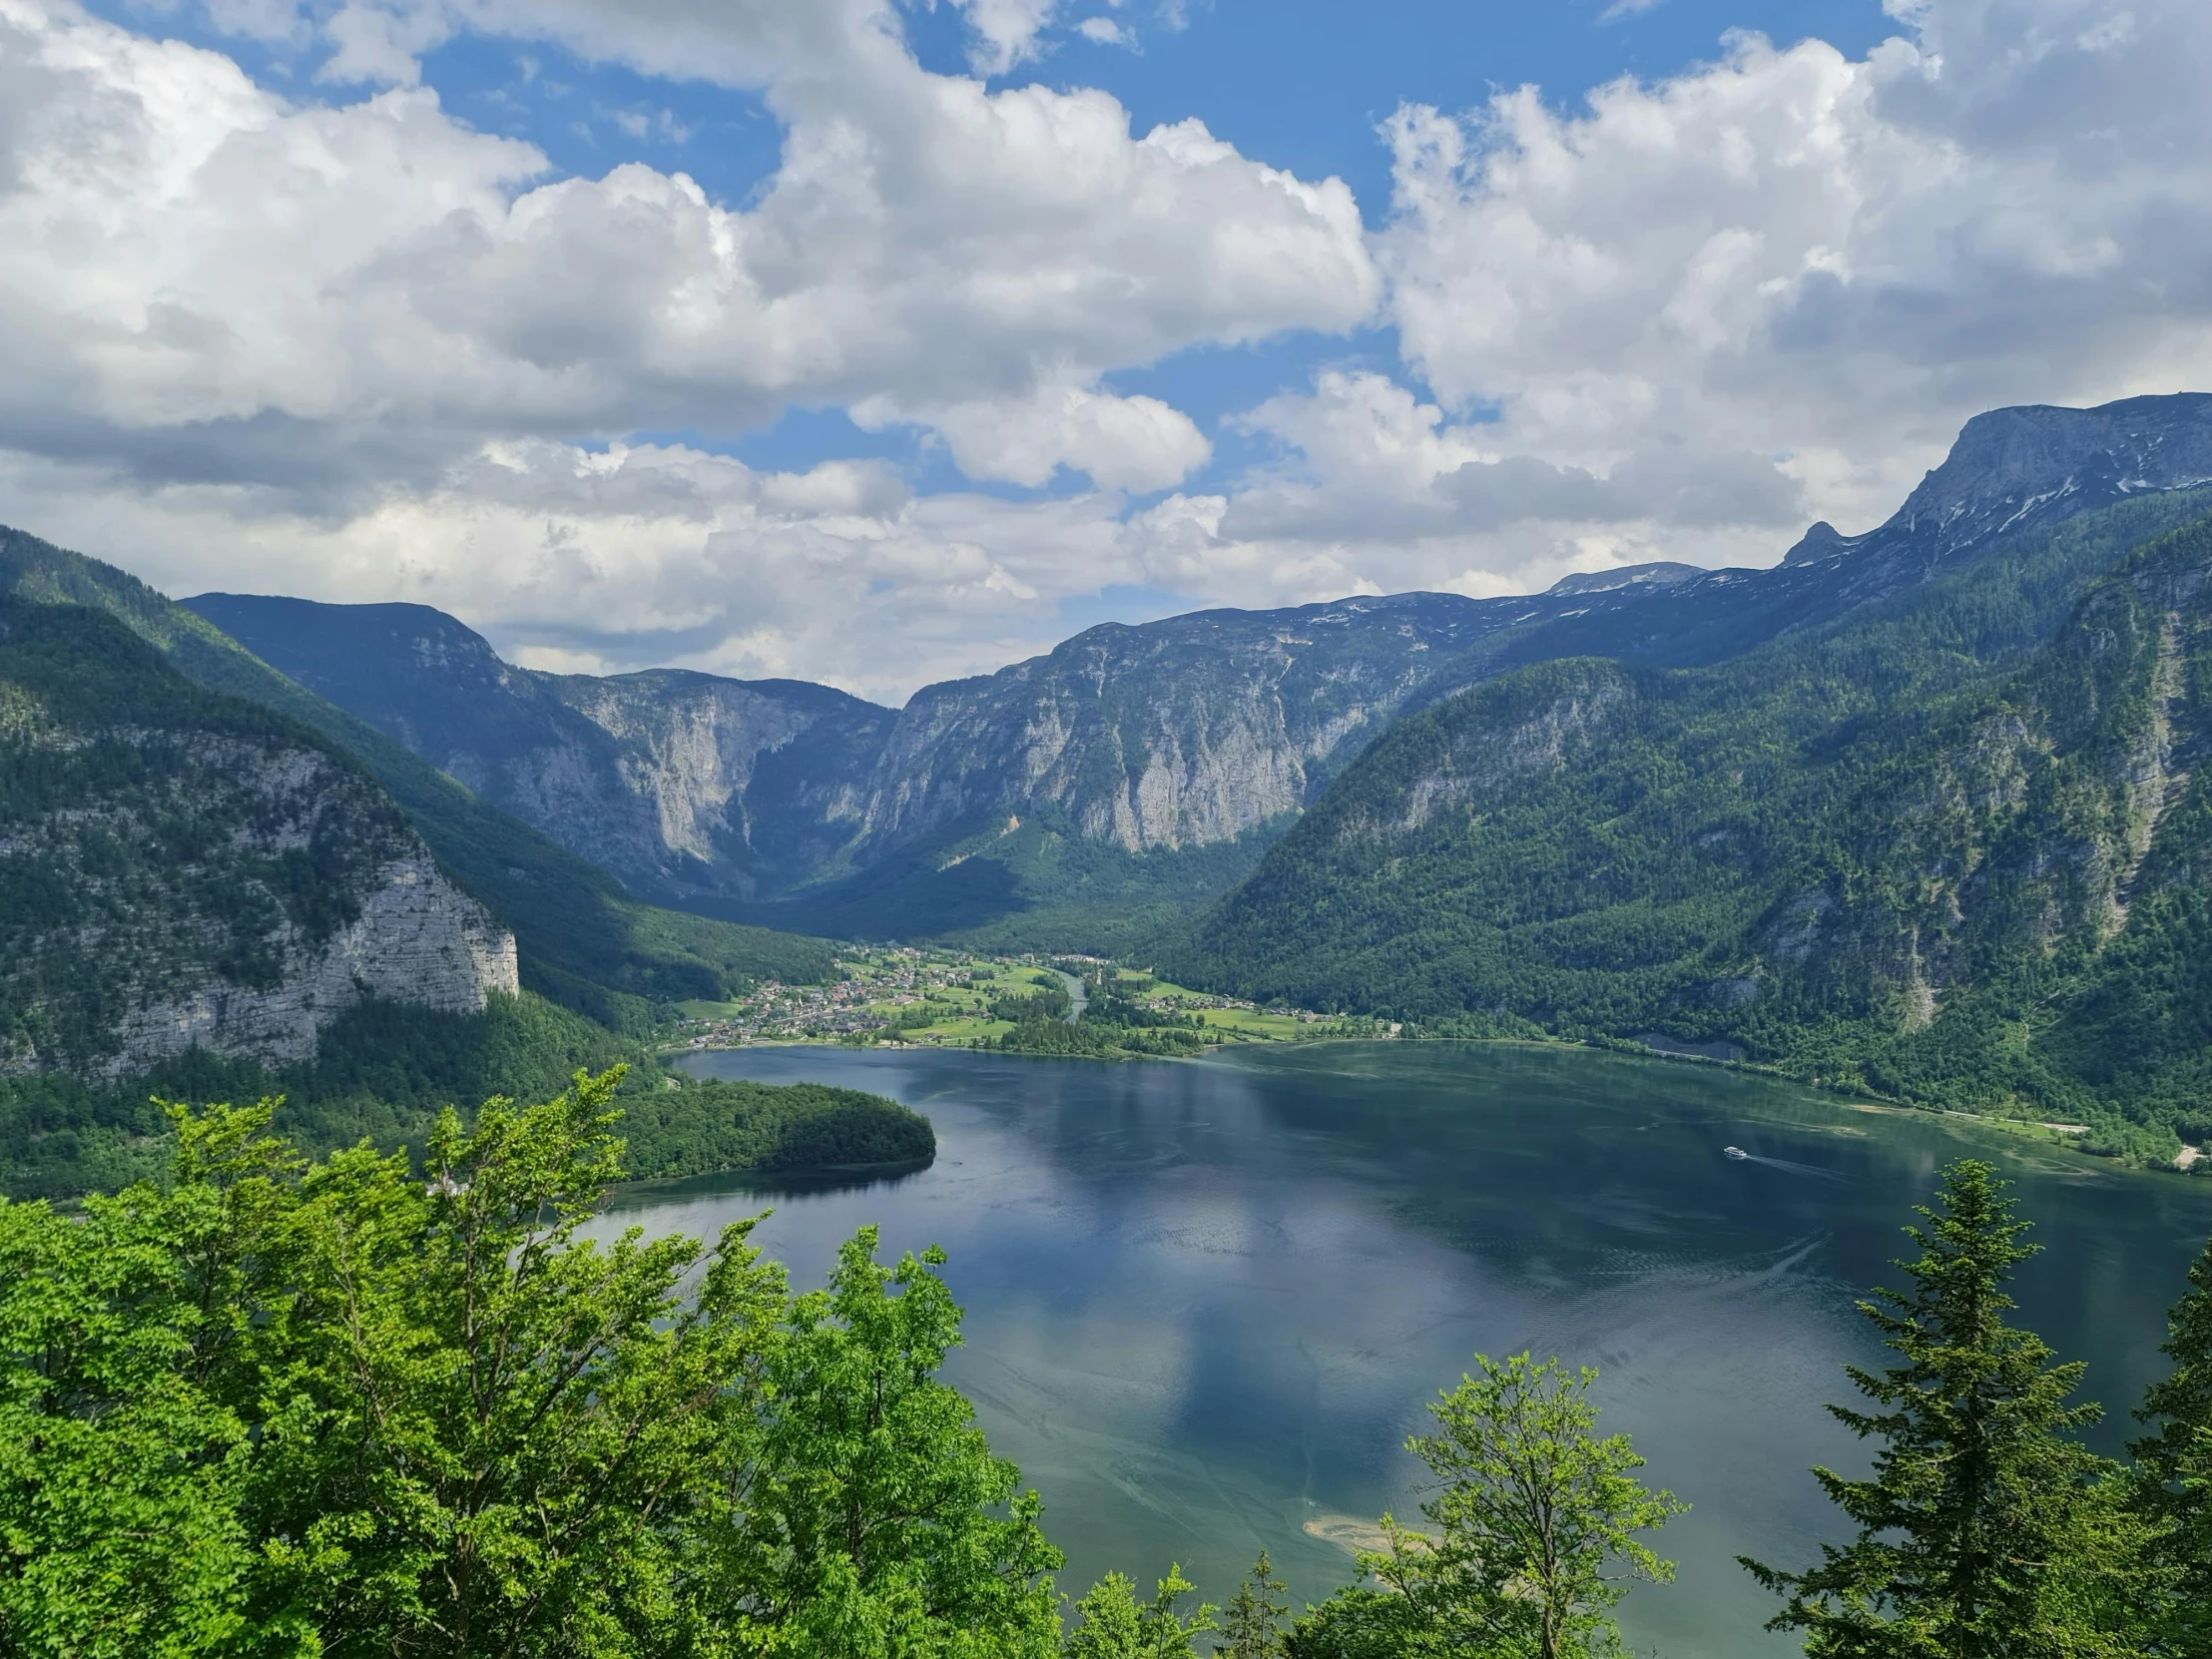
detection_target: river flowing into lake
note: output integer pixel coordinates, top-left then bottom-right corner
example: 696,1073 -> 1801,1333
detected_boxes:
601,1041 -> 2212,1656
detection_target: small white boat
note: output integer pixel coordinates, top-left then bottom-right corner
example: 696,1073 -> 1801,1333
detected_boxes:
1723,1146 -> 1749,1160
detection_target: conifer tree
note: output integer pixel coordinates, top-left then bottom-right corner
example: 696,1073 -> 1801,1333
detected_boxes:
2129,1234 -> 2212,1655
1744,1158 -> 2155,1657
1219,1551 -> 1290,1658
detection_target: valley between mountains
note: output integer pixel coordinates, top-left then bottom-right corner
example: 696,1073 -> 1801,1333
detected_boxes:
10,390 -> 2212,1192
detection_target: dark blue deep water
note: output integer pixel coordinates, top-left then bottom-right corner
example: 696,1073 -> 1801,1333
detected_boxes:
604,1042 -> 2212,1656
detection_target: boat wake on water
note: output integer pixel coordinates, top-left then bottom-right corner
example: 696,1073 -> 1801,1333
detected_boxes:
1723,1146 -> 1851,1184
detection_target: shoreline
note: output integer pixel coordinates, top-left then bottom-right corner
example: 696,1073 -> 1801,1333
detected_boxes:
685,1032 -> 2191,1180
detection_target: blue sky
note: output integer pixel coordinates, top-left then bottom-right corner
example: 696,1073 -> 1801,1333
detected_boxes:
6,0 -> 2208,697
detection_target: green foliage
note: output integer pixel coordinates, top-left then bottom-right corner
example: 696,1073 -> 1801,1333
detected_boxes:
989,1020 -> 1203,1061
1061,1566 -> 1215,1659
0,1071 -> 1043,1657
618,1077 -> 934,1181
1743,1160 -> 2159,1657
747,808 -> 1295,959
695,1226 -> 1064,1656
1177,488 -> 2212,1151
0,1108 -> 296,1657
982,970 -> 1208,1061
993,984 -> 1073,1024
0,993 -> 931,1201
1283,1589 -> 1419,1659
2129,1237 -> 2212,1655
1362,1353 -> 1683,1659
253,1070 -> 783,1655
0,991 -> 633,1201
1218,1551 -> 1289,1659
1080,974 -> 1200,1034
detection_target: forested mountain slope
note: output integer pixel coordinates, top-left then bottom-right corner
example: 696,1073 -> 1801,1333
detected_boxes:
1177,489 -> 2212,1156
0,601 -> 516,1076
0,529 -> 834,1029
181,395 -> 2212,949
0,533 -> 900,1201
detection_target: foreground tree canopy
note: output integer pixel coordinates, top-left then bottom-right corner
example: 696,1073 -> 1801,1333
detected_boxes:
4,1072 -> 2209,1658
0,1069 -> 1058,1658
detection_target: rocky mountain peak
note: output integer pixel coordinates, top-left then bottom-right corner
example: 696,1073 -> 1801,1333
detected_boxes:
1546,562 -> 1702,598
1784,392 -> 2212,571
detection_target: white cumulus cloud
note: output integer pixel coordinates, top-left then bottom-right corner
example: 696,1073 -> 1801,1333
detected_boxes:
7,0 -> 2212,698
0,0 -> 1375,506
1378,0 -> 2212,533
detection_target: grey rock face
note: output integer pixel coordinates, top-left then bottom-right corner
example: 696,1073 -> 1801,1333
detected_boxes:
1783,393 -> 2212,572
1546,562 -> 1702,597
538,670 -> 888,894
852,595 -> 1516,856
185,596 -> 892,902
110,847 -> 518,1073
192,589 -> 1538,883
0,706 -> 517,1076
1385,665 -> 1634,834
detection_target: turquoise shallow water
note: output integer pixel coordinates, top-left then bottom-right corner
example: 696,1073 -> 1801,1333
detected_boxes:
605,1041 -> 2212,1656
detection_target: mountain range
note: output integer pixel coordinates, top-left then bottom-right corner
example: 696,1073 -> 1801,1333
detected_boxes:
1175,481 -> 2212,1150
8,389 -> 2212,1181
187,392 -> 2212,953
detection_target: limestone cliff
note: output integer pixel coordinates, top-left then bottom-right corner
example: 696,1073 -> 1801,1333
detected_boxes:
0,602 -> 517,1076
850,594 -> 1515,856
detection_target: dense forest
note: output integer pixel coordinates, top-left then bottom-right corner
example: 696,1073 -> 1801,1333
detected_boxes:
0,991 -> 932,1201
988,970 -> 1210,1059
1176,492 -> 2212,1162
4,1070 -> 2207,1656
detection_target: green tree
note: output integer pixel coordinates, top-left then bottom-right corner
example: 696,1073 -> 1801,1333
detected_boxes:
2129,1235 -> 2212,1655
0,1103 -> 307,1658
249,1065 -> 791,1656
1283,1588 -> 1418,1659
1219,1551 -> 1289,1658
1744,1158 -> 2155,1657
688,1225 -> 1063,1658
1061,1567 -> 1214,1659
1361,1352 -> 1682,1659
2,1068 -> 1066,1658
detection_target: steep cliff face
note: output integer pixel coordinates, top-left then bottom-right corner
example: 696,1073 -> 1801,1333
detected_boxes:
1783,393 -> 2212,576
181,596 -> 686,885
106,847 -> 518,1073
1774,524 -> 2212,1030
185,595 -> 893,901
0,602 -> 517,1075
538,670 -> 890,893
852,593 -> 1517,856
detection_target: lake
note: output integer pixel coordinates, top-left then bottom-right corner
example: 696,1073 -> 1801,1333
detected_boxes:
613,1041 -> 2212,1656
